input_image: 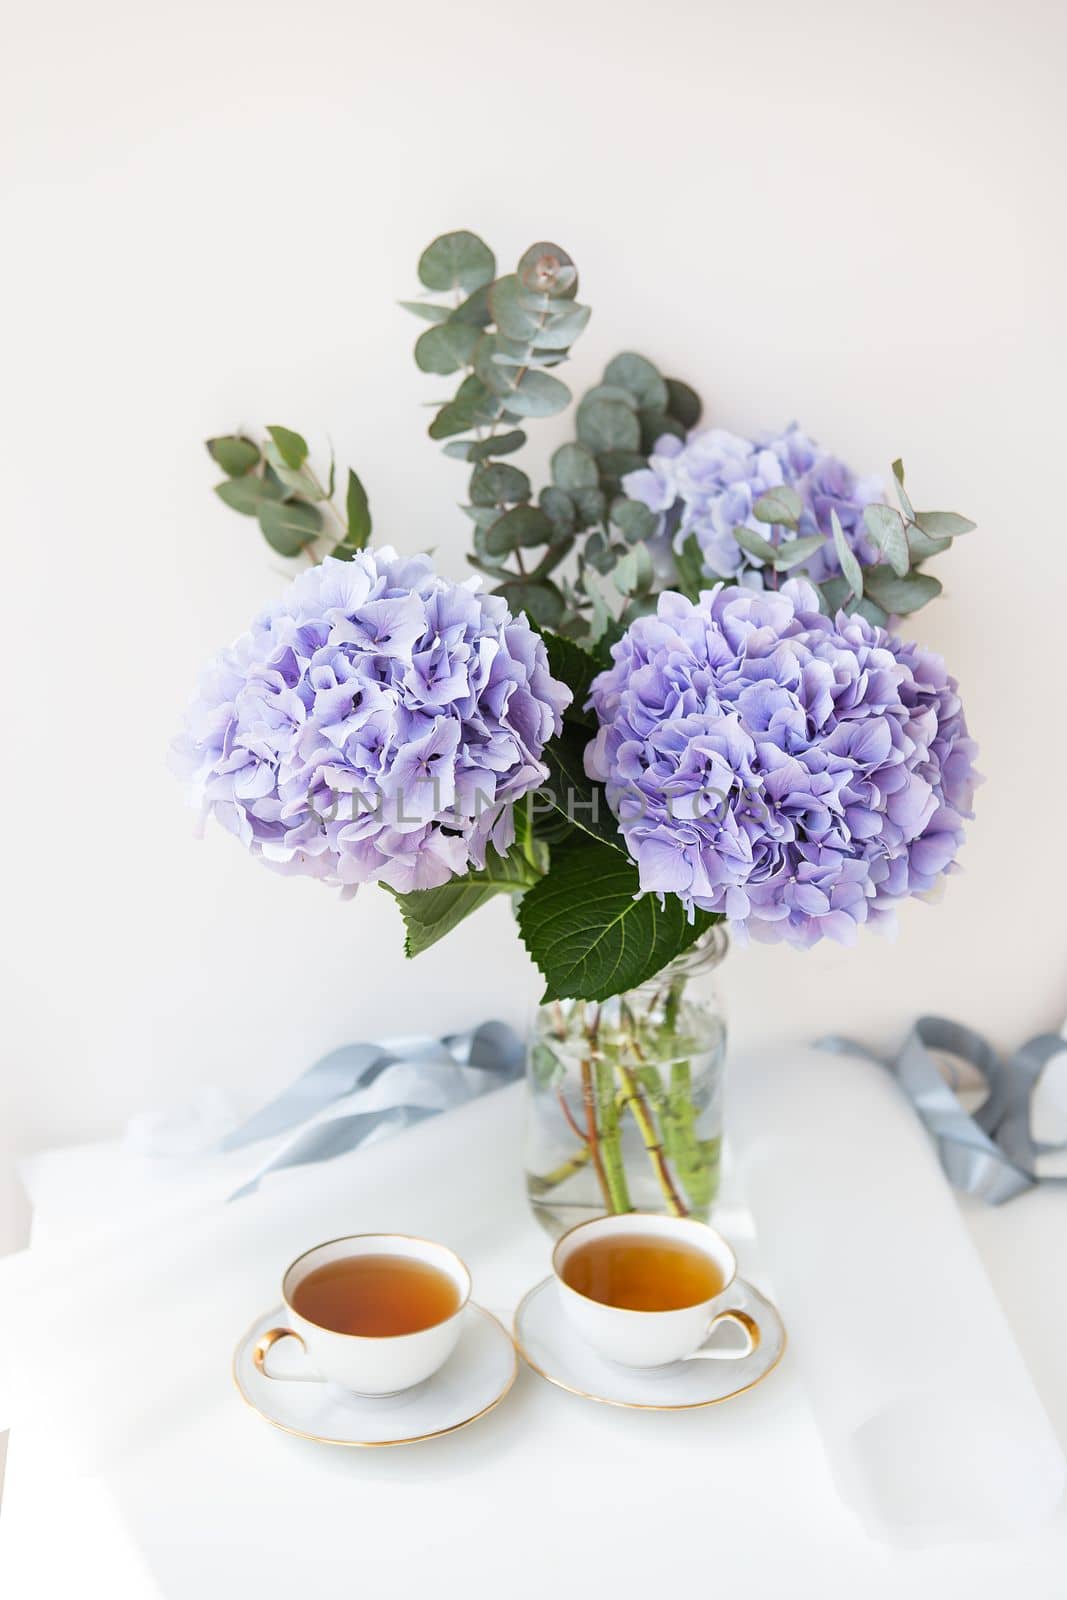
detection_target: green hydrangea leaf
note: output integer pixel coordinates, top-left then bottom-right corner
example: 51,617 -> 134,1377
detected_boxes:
537,632 -> 608,729
391,837 -> 542,957
517,836 -> 721,1003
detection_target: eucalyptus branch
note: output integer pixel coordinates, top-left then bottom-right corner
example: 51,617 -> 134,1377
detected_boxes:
205,426 -> 373,564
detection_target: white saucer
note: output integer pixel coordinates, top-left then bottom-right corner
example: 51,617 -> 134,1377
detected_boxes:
513,1276 -> 786,1410
233,1303 -> 517,1446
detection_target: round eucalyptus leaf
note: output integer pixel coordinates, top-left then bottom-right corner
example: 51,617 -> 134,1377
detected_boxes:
488,274 -> 542,341
428,376 -> 495,440
533,302 -> 591,351
493,578 -> 565,627
596,449 -> 649,498
418,231 -> 496,294
579,383 -> 639,412
207,435 -> 260,477
551,441 -> 599,492
577,396 -> 641,453
572,486 -> 607,526
539,486 -> 576,535
603,352 -> 668,412
485,504 -> 553,556
473,333 -> 526,397
639,411 -> 685,452
610,498 -> 657,545
516,242 -> 578,300
504,369 -> 571,418
664,378 -> 702,430
257,497 -> 322,557
471,462 -> 531,507
451,283 -> 493,328
415,321 -> 481,376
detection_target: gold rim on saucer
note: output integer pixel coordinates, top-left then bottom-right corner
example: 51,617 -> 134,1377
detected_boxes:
512,1277 -> 787,1412
232,1302 -> 517,1447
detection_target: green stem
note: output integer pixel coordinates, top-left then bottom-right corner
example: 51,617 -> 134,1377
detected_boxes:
528,1145 -> 592,1196
595,1060 -> 633,1213
658,978 -> 713,1211
617,1061 -> 687,1217
579,1054 -> 613,1212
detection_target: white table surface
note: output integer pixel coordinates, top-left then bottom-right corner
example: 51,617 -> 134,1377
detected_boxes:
2,1084 -> 1067,1600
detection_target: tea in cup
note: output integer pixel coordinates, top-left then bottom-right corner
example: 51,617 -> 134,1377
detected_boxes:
553,1213 -> 759,1368
254,1233 -> 470,1395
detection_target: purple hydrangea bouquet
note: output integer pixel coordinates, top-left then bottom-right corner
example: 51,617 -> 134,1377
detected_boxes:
177,232 -> 978,1228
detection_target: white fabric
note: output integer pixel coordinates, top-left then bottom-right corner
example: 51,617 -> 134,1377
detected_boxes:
732,1046 -> 1066,1545
2,1051 -> 1067,1599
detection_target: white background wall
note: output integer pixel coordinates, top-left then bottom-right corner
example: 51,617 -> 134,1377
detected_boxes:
2,0 -> 1065,1222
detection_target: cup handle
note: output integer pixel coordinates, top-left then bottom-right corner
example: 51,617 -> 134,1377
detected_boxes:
684,1304 -> 761,1363
252,1327 -> 325,1383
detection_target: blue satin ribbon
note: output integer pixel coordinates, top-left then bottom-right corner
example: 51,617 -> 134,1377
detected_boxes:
222,1020 -> 524,1201
820,1017 -> 1067,1204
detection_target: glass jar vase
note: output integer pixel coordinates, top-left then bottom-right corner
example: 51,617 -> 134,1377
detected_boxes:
523,928 -> 729,1236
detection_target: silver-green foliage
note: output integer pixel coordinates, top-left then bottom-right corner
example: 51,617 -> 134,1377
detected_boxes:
206,427 -> 372,562
405,233 -> 700,640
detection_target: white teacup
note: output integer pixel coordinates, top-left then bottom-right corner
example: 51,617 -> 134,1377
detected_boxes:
553,1213 -> 760,1369
253,1234 -> 471,1396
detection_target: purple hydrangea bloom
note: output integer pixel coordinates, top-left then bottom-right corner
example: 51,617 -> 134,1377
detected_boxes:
585,581 -> 978,948
173,549 -> 570,893
623,424 -> 883,585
